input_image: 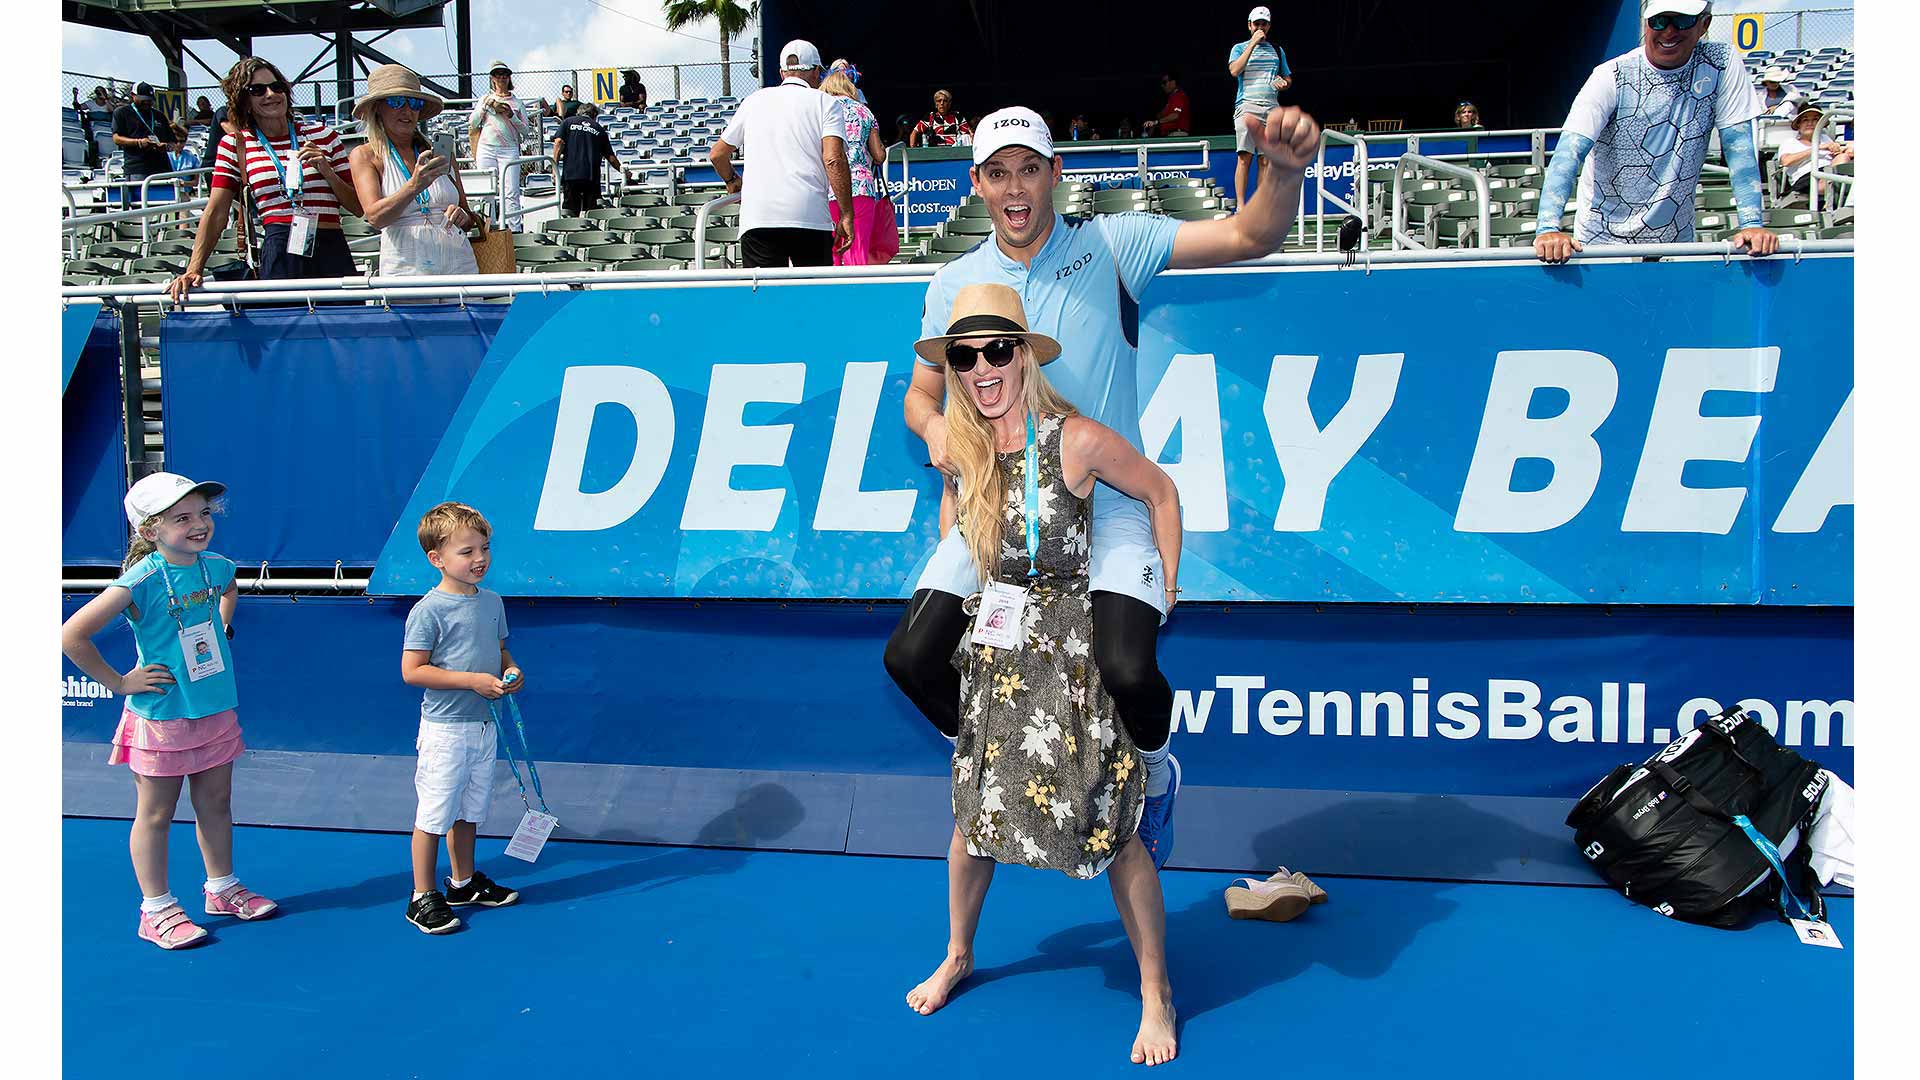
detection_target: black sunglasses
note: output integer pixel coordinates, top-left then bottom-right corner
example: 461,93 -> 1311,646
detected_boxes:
246,80 -> 291,97
945,337 -> 1023,371
384,95 -> 428,111
1646,13 -> 1700,31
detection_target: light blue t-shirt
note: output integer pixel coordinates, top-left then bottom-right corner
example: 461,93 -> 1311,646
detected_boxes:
112,552 -> 239,721
918,211 -> 1182,545
1229,41 -> 1290,109
403,587 -> 509,723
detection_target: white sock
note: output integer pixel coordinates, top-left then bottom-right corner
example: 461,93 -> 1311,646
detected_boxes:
448,875 -> 472,890
203,874 -> 239,896
140,892 -> 178,915
411,890 -> 430,902
1141,743 -> 1173,797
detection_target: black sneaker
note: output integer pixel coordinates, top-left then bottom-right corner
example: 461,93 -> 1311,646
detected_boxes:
445,870 -> 520,907
405,890 -> 462,934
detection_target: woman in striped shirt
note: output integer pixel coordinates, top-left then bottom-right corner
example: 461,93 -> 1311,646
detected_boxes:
168,58 -> 362,302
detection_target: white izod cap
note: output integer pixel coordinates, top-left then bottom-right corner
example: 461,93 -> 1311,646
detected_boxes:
1248,6 -> 1272,22
125,472 -> 226,527
1642,0 -> 1709,17
779,39 -> 823,71
973,106 -> 1054,165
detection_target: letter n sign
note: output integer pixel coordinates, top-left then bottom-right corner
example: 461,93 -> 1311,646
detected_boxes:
592,68 -> 620,104
1734,14 -> 1764,55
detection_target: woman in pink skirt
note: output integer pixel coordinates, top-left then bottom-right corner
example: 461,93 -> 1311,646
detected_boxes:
823,70 -> 901,266
62,473 -> 278,950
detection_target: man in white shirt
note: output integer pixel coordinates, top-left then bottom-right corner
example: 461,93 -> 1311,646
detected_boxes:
709,39 -> 854,267
1227,6 -> 1294,208
1534,1 -> 1777,262
469,60 -> 534,232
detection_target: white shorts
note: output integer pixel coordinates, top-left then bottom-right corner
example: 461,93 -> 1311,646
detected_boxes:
1235,104 -> 1275,154
414,717 -> 497,835
912,520 -> 1169,623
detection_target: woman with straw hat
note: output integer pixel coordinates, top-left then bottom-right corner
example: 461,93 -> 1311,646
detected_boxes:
348,65 -> 480,277
899,282 -> 1184,1067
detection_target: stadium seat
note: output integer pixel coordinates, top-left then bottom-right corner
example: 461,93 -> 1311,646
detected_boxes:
1167,207 -> 1229,222
514,246 -> 575,266
658,241 -> 728,264
65,259 -> 124,278
544,216 -> 594,233
701,226 -> 741,243
109,273 -> 172,284
946,218 -> 994,236
128,256 -> 186,274
954,202 -> 993,218
628,227 -> 690,249
583,207 -> 628,221
597,215 -> 656,233
1767,209 -> 1818,229
930,235 -> 981,254
618,194 -> 668,211
538,261 -> 598,273
1159,195 -> 1224,213
1698,190 -> 1737,211
146,239 -> 195,257
674,189 -> 727,206
613,258 -> 687,271
1488,187 -> 1540,215
86,242 -> 142,261
913,252 -> 964,263
511,231 -> 553,249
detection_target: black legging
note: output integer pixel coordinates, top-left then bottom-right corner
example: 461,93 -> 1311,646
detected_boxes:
883,588 -> 1172,752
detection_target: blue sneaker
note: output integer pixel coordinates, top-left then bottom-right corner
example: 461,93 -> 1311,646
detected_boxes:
1137,754 -> 1181,870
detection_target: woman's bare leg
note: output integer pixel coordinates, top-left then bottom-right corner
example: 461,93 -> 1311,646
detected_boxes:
1108,837 -> 1177,1066
906,825 -> 995,1015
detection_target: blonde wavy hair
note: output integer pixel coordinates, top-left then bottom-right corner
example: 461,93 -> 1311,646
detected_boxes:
942,343 -> 1079,582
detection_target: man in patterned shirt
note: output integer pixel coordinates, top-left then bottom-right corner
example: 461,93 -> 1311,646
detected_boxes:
1534,0 -> 1779,262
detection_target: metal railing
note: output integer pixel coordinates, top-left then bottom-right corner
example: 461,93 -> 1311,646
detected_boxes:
693,192 -> 742,269
1808,111 -> 1854,217
1390,154 -> 1491,250
62,198 -> 210,261
1315,129 -> 1368,252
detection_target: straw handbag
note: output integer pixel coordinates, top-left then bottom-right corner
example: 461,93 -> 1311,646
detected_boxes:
469,216 -> 516,274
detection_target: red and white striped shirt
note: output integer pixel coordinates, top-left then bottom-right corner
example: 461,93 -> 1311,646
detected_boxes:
211,120 -> 353,226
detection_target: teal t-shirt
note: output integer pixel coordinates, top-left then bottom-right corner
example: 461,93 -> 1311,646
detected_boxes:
111,552 -> 239,720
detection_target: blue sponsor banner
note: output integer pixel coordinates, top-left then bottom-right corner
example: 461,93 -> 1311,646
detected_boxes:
369,256 -> 1851,603
159,303 -> 509,566
63,307 -> 126,566
59,595 -> 1853,799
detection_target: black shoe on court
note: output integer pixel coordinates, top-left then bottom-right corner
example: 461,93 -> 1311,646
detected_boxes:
445,870 -> 519,907
406,890 -> 462,934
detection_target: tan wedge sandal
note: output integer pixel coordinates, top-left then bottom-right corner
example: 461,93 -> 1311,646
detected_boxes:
1224,875 -> 1314,922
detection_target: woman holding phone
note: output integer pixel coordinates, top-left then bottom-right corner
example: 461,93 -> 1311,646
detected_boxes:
167,57 -> 362,302
348,65 -> 480,277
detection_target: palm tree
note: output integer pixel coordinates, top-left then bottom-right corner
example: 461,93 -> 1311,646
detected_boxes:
661,0 -> 760,98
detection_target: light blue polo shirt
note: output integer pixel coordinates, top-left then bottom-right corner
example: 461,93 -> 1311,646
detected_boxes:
918,210 -> 1182,547
1229,41 -> 1291,109
112,552 -> 239,721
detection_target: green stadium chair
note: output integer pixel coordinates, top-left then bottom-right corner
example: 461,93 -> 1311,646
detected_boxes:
1168,207 -> 1229,222
1489,164 -> 1541,180
512,231 -> 553,249
665,214 -> 703,230
86,242 -> 142,261
597,215 -> 656,234
1766,209 -> 1818,229
913,251 -> 964,263
947,217 -> 994,236
628,227 -> 690,249
109,273 -> 172,284
1159,195 -> 1224,213
1818,226 -> 1852,240
1488,187 -> 1540,215
583,243 -> 649,263
128,256 -> 186,274
1699,190 -> 1737,210
146,239 -> 195,257
65,259 -> 124,277
930,235 -> 981,254
565,230 -> 623,248
699,226 -> 741,243
63,273 -> 105,286
1694,212 -> 1731,232
658,241 -> 728,264
538,261 -> 599,272
544,216 -> 594,233
674,189 -> 727,206
618,193 -> 667,209
954,201 -> 993,218
514,246 -> 575,266
613,258 -> 687,270
584,207 -> 629,221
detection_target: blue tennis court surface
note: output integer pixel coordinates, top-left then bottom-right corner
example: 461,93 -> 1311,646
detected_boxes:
63,817 -> 1851,1077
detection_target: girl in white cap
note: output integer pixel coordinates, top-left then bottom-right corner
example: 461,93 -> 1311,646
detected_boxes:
61,473 -> 278,950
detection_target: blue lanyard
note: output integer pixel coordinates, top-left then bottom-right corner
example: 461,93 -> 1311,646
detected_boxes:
1023,411 -> 1040,581
487,695 -> 550,814
254,124 -> 303,209
155,554 -> 216,635
1733,814 -> 1816,922
385,142 -> 433,215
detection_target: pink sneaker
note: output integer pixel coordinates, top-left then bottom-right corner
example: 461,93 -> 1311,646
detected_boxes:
137,904 -> 210,950
204,883 -> 279,921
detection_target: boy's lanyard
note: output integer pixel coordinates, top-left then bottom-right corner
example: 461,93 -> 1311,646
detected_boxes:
254,124 -> 304,210
385,142 -> 434,215
487,695 -> 550,815
156,554 -> 217,634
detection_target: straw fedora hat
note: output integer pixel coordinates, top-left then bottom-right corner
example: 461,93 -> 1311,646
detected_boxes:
913,283 -> 1062,365
353,64 -> 444,123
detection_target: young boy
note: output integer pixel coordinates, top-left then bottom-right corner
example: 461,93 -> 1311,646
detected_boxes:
401,501 -> 524,933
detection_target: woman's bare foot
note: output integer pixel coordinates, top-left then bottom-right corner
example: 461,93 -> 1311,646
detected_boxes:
1130,987 -> 1178,1066
905,951 -> 974,1016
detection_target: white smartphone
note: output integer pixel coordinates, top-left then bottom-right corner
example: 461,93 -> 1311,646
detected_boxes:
430,131 -> 458,166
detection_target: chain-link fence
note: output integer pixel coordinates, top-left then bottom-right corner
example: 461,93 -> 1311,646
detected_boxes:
1705,7 -> 1853,53
62,60 -> 756,118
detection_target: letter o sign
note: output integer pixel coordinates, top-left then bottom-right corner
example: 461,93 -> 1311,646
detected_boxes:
1734,14 -> 1764,54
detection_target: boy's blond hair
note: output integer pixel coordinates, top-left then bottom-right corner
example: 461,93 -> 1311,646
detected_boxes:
416,501 -> 492,554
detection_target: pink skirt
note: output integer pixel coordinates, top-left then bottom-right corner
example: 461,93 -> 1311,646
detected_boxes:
831,195 -> 902,266
109,707 -> 245,777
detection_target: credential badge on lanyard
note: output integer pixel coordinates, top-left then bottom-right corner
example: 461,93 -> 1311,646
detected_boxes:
159,554 -> 226,683
970,412 -> 1042,650
489,694 -> 559,862
258,124 -> 318,256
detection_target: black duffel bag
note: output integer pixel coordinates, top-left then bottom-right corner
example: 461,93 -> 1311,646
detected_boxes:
1566,705 -> 1828,928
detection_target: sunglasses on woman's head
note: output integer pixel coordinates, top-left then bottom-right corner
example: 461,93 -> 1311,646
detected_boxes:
246,80 -> 291,97
384,95 -> 427,111
1646,13 -> 1700,31
945,337 -> 1022,372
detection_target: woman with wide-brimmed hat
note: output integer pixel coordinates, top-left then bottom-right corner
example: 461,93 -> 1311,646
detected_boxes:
896,282 -> 1185,1067
347,64 -> 480,277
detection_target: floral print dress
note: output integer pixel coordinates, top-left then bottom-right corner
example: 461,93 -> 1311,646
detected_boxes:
951,413 -> 1145,880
